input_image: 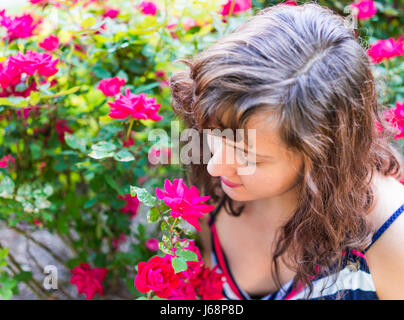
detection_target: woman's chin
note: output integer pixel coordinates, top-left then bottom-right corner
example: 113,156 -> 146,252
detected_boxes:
223,186 -> 250,201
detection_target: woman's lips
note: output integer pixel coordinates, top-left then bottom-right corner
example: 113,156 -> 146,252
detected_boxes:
220,176 -> 243,188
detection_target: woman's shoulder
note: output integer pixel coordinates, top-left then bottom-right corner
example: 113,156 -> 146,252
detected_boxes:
366,172 -> 404,231
364,172 -> 404,299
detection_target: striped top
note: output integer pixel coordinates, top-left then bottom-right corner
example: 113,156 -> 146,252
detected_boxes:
208,199 -> 404,300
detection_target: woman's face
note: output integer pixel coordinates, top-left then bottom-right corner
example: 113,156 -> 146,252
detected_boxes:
206,114 -> 304,202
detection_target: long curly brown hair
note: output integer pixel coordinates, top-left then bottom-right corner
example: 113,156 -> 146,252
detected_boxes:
168,2 -> 404,298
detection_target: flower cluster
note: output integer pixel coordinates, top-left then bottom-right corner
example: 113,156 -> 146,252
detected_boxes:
0,50 -> 59,98
135,240 -> 224,300
167,240 -> 224,300
133,179 -> 223,300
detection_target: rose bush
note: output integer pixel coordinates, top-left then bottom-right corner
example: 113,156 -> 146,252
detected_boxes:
132,180 -> 224,300
0,0 -> 402,300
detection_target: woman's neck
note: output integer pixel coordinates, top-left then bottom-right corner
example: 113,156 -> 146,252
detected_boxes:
240,181 -> 301,229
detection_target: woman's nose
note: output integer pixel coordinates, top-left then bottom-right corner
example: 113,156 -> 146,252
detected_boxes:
206,143 -> 238,177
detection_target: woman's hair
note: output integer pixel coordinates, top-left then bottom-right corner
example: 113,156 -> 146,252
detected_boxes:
169,2 -> 404,298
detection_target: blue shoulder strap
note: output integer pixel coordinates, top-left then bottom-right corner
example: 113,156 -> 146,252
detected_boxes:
364,202 -> 404,253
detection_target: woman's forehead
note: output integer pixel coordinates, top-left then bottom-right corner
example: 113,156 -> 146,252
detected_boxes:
243,113 -> 283,150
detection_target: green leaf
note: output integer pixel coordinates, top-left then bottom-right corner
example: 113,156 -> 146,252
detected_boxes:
132,82 -> 161,95
105,175 -> 121,193
81,17 -> 97,28
29,91 -> 41,105
93,65 -> 112,79
130,186 -> 156,206
92,141 -> 117,152
147,207 -> 160,223
113,149 -> 135,162
0,248 -> 9,261
84,197 -> 98,209
64,133 -> 87,153
175,248 -> 198,262
116,70 -> 129,82
13,271 -> 32,282
88,141 -> 117,159
30,143 -> 42,160
172,257 -> 187,273
0,288 -> 13,300
160,221 -> 169,231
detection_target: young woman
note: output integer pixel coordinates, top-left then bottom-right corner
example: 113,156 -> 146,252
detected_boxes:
169,2 -> 404,299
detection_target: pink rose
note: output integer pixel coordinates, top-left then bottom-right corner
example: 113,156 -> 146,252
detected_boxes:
281,0 -> 298,5
155,178 -> 215,231
135,255 -> 180,298
350,0 -> 377,20
0,10 -> 40,42
145,238 -> 159,251
96,77 -> 126,97
0,61 -> 21,89
55,119 -> 73,143
382,99 -> 404,140
367,37 -> 404,64
220,0 -> 251,17
70,263 -> 108,300
118,193 -> 140,219
107,89 -> 163,121
8,50 -> 59,77
137,1 -> 158,16
103,8 -> 120,19
39,35 -> 60,52
0,154 -> 15,168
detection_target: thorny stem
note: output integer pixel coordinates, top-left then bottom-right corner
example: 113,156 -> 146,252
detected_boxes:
126,119 -> 135,145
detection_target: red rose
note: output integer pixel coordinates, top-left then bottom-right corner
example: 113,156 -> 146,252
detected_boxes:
197,265 -> 225,300
135,255 -> 180,298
